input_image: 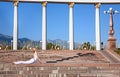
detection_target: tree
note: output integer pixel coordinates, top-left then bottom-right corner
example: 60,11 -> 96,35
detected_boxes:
81,42 -> 91,50
47,43 -> 54,50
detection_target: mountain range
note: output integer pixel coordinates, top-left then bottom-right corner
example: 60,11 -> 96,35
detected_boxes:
0,33 -> 30,46
0,33 -> 79,49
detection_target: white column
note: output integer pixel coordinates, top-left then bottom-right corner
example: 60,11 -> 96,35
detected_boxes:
13,1 -> 18,50
42,2 -> 47,50
69,3 -> 74,50
95,3 -> 101,50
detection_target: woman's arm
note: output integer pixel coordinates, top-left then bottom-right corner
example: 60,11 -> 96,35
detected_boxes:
38,57 -> 42,63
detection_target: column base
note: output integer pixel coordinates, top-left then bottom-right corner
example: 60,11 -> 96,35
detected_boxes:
107,38 -> 116,50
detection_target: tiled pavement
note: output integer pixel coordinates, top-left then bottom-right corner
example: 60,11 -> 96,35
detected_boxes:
0,50 -> 120,77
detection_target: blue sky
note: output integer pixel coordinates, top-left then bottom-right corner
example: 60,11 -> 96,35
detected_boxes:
0,2 -> 120,46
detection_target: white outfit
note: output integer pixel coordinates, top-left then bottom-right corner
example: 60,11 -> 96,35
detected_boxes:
13,51 -> 38,64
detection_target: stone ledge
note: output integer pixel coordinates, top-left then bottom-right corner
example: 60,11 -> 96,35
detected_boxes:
11,63 -> 120,67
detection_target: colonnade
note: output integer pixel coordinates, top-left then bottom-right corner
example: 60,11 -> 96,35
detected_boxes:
13,1 -> 101,50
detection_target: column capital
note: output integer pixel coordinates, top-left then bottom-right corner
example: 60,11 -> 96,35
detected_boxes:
95,3 -> 100,8
14,1 -> 19,7
69,2 -> 74,8
42,2 -> 47,7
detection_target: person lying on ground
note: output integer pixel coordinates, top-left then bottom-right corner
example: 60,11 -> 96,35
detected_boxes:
13,48 -> 42,64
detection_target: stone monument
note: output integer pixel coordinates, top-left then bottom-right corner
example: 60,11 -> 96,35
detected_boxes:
104,8 -> 119,50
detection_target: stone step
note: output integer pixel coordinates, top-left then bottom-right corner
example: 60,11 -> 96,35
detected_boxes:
0,67 -> 120,74
2,65 -> 120,70
0,73 -> 119,77
0,66 -> 119,77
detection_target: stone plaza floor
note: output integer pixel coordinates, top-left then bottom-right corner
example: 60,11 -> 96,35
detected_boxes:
0,50 -> 120,77
0,50 -> 110,63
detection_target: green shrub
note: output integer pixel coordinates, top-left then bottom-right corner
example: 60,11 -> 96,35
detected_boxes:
114,49 -> 120,55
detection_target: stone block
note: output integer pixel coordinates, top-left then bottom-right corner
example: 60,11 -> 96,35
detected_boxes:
107,38 -> 116,50
0,71 -> 6,74
66,74 -> 77,77
0,64 -> 4,70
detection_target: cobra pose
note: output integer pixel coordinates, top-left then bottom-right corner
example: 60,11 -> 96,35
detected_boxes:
13,48 -> 42,64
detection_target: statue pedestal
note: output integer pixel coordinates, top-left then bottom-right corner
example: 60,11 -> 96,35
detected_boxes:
107,38 -> 116,50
